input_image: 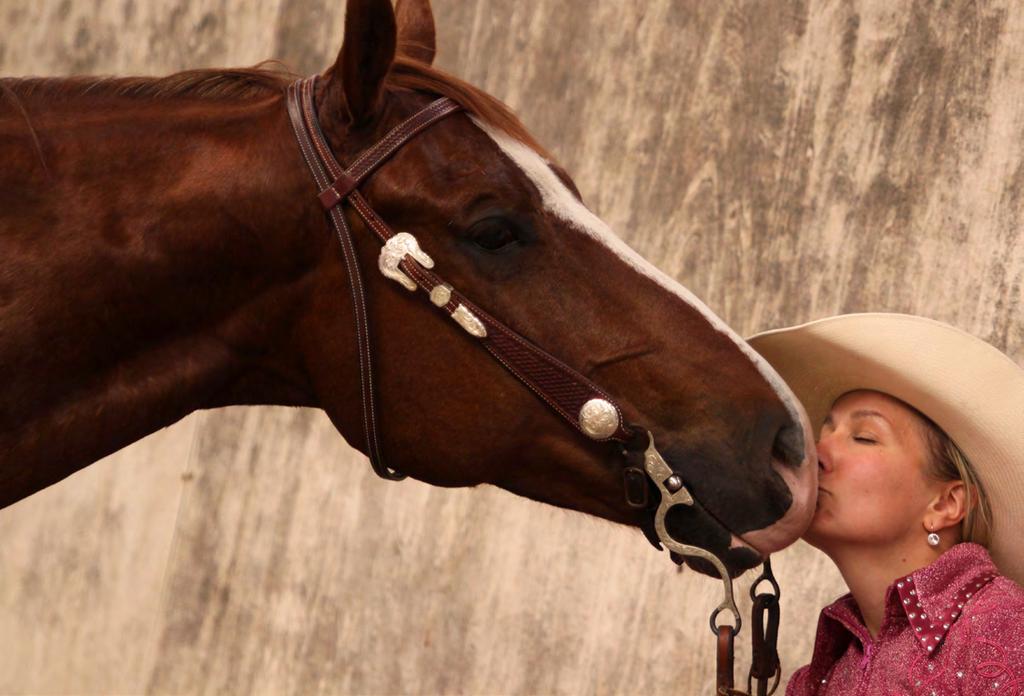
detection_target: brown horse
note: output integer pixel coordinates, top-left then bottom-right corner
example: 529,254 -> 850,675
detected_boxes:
0,0 -> 816,577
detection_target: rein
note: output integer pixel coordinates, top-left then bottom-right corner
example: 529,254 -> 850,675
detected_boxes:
286,76 -> 781,694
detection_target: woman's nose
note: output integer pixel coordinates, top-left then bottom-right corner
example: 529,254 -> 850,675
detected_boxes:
815,435 -> 835,474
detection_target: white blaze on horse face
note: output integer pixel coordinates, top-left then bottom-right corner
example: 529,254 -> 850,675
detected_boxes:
472,119 -> 818,552
470,119 -> 804,430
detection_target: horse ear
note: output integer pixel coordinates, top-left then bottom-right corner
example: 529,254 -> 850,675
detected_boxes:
395,0 -> 436,65
330,0 -> 397,124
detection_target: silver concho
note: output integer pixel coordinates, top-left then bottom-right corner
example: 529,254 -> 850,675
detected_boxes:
452,304 -> 487,338
578,398 -> 620,439
430,284 -> 452,307
379,232 -> 434,291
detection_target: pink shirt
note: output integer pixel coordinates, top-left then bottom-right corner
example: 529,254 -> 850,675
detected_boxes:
787,543 -> 1024,695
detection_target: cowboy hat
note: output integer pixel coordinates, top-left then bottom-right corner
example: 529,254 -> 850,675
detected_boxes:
748,313 -> 1024,584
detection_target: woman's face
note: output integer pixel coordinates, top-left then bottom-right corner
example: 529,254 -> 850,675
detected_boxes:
805,390 -> 941,552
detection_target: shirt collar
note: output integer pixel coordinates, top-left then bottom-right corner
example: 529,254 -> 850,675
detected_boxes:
891,542 -> 998,655
817,543 -> 998,661
804,543 -> 999,687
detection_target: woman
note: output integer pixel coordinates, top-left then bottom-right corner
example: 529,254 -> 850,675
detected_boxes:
748,313 -> 1024,695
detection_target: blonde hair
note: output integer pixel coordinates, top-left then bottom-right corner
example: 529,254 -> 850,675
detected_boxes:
919,420 -> 994,548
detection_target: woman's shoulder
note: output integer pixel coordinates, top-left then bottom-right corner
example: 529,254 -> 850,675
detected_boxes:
922,543 -> 1024,627
966,574 -> 1024,617
943,574 -> 1024,686
943,571 -> 1024,641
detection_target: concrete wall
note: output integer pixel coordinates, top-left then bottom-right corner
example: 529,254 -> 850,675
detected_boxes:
1,1 -> 1022,693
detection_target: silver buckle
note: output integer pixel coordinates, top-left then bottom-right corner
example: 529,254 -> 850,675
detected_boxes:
379,232 -> 434,291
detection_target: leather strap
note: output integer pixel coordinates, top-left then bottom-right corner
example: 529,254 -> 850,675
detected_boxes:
287,80 -> 398,479
315,96 -> 464,217
748,594 -> 780,696
747,559 -> 782,696
286,76 -> 635,481
396,256 -> 634,442
717,624 -> 736,694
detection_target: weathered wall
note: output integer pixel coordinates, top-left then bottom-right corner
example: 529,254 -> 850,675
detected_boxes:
1,1 -> 1022,694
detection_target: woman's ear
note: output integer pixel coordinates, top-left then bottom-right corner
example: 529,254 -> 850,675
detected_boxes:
327,0 -> 397,125
396,0 -> 436,65
928,480 -> 968,530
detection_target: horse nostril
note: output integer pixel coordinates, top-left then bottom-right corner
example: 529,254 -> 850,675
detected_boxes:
771,422 -> 805,469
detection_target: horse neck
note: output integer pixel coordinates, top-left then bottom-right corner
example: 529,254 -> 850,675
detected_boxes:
0,88 -> 324,507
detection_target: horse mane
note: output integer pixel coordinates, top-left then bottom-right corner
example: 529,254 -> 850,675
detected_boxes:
0,63 -> 295,102
0,57 -> 545,154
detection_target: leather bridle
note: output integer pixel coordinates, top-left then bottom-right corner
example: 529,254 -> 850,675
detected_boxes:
286,76 -> 781,695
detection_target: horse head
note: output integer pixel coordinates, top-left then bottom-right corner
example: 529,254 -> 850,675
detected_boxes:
293,0 -> 818,576
0,0 -> 816,578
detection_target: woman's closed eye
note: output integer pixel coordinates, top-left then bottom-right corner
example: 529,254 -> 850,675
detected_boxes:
853,434 -> 877,444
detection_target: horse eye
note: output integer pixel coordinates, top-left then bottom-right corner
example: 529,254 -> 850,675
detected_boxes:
468,218 -> 521,252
